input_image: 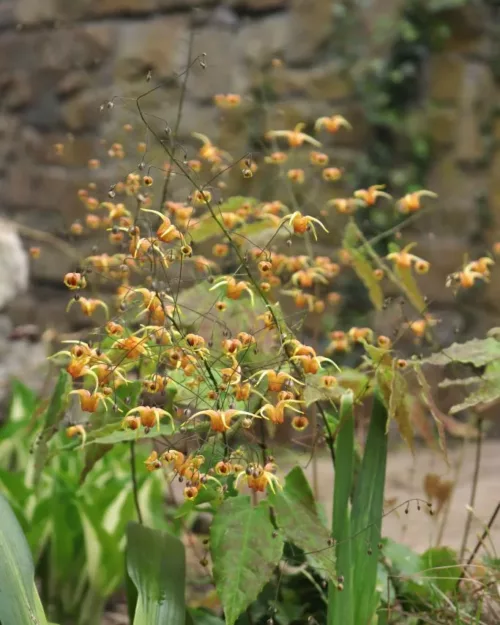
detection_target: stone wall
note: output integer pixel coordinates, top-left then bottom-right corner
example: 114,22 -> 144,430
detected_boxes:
0,0 -> 500,344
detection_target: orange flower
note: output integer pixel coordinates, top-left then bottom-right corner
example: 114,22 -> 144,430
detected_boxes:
189,409 -> 258,433
310,151 -> 329,166
70,389 -> 107,413
322,167 -> 343,181
315,114 -> 351,134
252,369 -> 303,392
328,198 -> 362,214
266,122 -> 321,148
354,184 -> 392,206
123,406 -> 173,431
67,297 -> 108,318
192,132 -> 227,165
214,93 -> 241,108
64,272 -> 87,290
386,244 -> 428,271
397,190 -> 437,214
210,277 -> 254,305
282,211 -> 328,240
264,151 -> 288,164
145,450 -> 162,472
114,336 -> 148,359
258,398 -> 304,425
287,168 -> 305,184
235,463 -> 282,493
66,424 -> 87,446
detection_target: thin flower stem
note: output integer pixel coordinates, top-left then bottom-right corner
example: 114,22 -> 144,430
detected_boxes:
459,417 -> 483,562
130,441 -> 143,525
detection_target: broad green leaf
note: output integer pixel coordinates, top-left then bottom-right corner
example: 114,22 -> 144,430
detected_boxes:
419,547 -> 460,594
423,337 -> 500,367
269,467 -> 336,581
188,608 -> 225,625
329,392 -> 354,625
351,390 -> 388,625
382,540 -> 460,607
127,522 -> 186,625
210,497 -> 283,625
0,493 -> 49,625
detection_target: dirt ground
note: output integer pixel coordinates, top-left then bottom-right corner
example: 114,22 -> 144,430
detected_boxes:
299,439 -> 500,556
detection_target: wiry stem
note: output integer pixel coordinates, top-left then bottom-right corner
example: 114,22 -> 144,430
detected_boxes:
459,417 -> 483,562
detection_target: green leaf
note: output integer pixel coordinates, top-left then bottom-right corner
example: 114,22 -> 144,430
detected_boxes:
343,221 -> 383,310
329,392 -> 354,625
350,390 -> 388,625
8,380 -> 37,424
0,493 -> 49,625
419,547 -> 460,594
210,497 -> 283,625
423,338 -> 500,367
269,467 -> 336,581
88,423 -> 174,445
382,540 -> 460,607
388,362 -> 413,451
394,265 -> 426,314
79,444 -> 114,484
34,370 -> 72,479
190,197 -> 258,243
188,608 -> 225,625
449,379 -> 500,414
126,522 -> 186,625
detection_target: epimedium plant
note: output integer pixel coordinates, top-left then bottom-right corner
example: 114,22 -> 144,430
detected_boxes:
4,48 -> 499,625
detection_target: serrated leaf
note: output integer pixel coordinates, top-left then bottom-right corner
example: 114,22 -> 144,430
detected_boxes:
126,522 -> 186,625
364,343 -> 393,367
414,365 -> 448,462
343,222 -> 383,310
0,493 -> 49,625
269,467 -> 336,581
303,370 -> 371,407
190,197 -> 258,244
423,338 -> 500,367
210,497 -> 283,625
388,362 -> 414,451
394,265 -> 426,314
88,422 -> 174,445
449,378 -> 500,414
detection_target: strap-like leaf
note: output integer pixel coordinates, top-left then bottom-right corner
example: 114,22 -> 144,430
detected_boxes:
0,493 -> 49,625
126,522 -> 186,625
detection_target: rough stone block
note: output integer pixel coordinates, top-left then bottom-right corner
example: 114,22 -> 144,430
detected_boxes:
115,16 -> 189,81
428,53 -> 465,102
285,0 -> 333,64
